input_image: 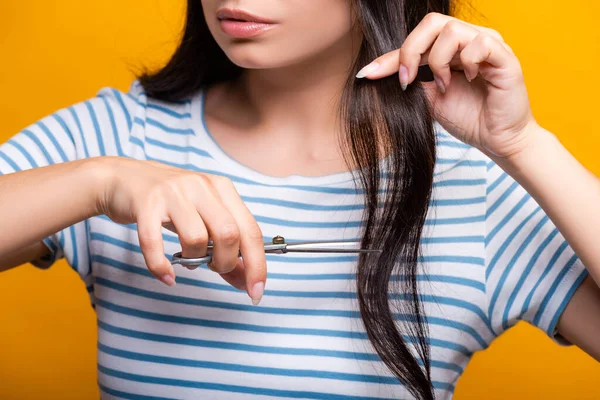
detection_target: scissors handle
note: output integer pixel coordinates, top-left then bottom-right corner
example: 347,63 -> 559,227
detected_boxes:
170,252 -> 217,267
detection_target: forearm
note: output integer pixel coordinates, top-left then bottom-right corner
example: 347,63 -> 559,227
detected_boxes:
491,125 -> 600,284
0,157 -> 109,264
1,241 -> 51,272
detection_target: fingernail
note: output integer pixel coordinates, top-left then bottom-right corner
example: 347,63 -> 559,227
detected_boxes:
355,61 -> 380,78
435,76 -> 446,94
464,70 -> 473,83
249,281 -> 264,306
160,274 -> 176,287
399,64 -> 409,91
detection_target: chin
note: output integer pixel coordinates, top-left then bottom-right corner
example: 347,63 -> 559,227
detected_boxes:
225,54 -> 278,70
226,55 -> 271,69
221,44 -> 297,70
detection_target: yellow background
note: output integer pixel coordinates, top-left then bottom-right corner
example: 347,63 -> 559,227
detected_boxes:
1,0 -> 599,398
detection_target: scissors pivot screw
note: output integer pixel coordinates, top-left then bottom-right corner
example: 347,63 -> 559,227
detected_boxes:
272,235 -> 285,245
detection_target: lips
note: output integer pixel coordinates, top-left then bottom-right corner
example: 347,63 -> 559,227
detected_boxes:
216,8 -> 277,38
216,8 -> 275,24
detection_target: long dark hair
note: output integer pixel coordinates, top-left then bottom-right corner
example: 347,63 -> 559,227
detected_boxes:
140,1 -> 453,398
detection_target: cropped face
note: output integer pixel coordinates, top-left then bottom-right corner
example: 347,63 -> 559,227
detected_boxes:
201,0 -> 360,69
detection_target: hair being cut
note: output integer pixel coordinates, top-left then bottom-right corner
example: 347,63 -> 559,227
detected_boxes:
140,1 -> 455,398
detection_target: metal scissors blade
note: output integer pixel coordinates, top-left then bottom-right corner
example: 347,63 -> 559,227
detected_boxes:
170,235 -> 382,267
278,241 -> 382,253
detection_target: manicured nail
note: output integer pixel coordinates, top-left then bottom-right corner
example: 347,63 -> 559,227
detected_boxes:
249,281 -> 264,306
355,61 -> 380,78
399,64 -> 409,91
464,70 -> 473,83
160,274 -> 176,287
434,76 -> 446,94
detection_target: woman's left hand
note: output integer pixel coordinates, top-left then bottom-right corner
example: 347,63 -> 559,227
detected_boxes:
356,12 -> 539,160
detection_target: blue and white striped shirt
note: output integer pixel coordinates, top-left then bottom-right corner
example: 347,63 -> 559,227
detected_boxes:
0,81 -> 588,399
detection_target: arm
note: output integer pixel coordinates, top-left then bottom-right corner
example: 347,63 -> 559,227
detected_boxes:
0,157 -> 107,272
1,241 -> 52,273
492,124 -> 600,355
557,276 -> 600,361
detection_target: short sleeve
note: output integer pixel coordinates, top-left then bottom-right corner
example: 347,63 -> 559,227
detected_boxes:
483,158 -> 588,345
0,81 -> 143,287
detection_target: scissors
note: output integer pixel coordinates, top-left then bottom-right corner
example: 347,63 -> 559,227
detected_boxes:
170,235 -> 383,267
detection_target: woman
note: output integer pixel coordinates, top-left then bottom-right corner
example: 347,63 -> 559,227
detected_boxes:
0,0 -> 598,399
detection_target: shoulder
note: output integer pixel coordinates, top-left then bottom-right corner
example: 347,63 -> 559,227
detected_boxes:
83,80 -> 195,128
62,81 -> 148,136
110,80 -> 197,136
69,81 -> 199,155
91,80 -> 147,130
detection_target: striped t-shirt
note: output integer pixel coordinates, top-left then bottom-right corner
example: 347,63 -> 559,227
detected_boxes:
0,81 -> 588,399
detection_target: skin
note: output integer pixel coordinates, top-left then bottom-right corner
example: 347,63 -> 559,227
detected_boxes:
0,0 -> 598,360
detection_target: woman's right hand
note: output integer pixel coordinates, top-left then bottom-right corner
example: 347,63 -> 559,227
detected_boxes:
94,156 -> 266,305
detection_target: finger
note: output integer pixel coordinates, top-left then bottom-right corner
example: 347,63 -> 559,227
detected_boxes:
427,20 -> 480,92
421,81 -> 441,107
188,174 -> 241,275
421,38 -> 511,73
356,13 -> 456,81
460,32 -> 516,83
218,258 -> 247,291
398,14 -> 473,86
147,160 -> 179,171
502,41 -> 515,56
168,196 -> 209,260
208,175 -> 266,305
137,206 -> 176,286
355,13 -> 506,84
161,220 -> 178,235
419,49 -> 463,69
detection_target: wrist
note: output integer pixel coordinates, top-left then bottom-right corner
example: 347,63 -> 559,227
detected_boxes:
488,122 -> 556,173
81,156 -> 120,217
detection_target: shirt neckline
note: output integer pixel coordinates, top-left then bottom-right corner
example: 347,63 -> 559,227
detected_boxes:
189,88 -> 392,187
